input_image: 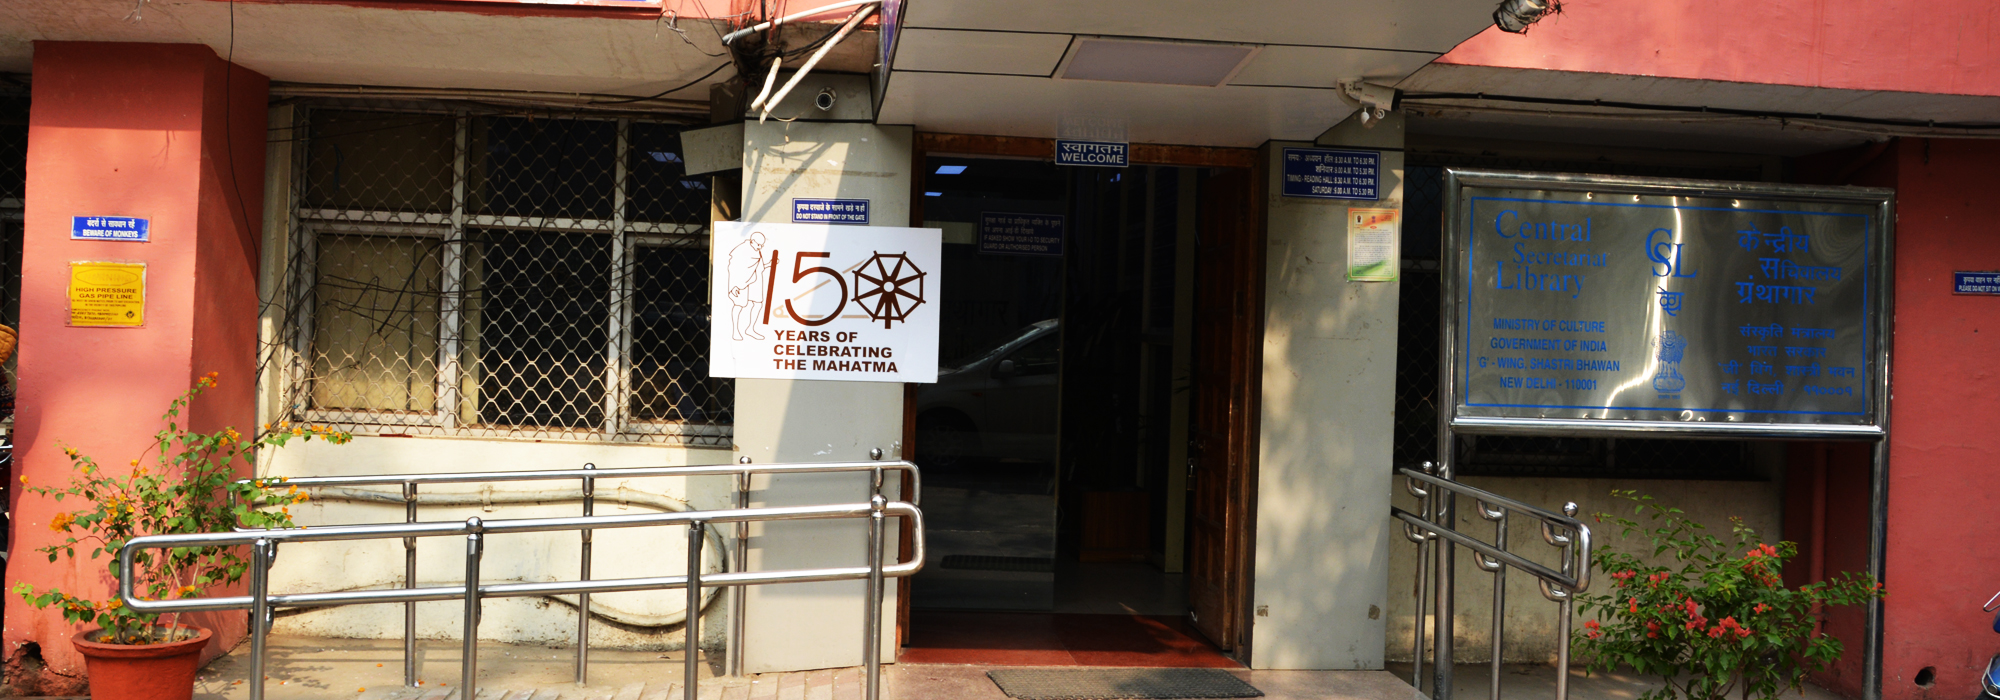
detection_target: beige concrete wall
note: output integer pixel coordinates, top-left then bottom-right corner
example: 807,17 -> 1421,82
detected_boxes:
735,73 -> 911,674
265,435 -> 735,650
1383,476 -> 1785,663
1251,114 -> 1405,670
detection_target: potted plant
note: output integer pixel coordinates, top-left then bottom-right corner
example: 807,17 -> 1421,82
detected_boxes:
1574,490 -> 1885,700
12,372 -> 349,700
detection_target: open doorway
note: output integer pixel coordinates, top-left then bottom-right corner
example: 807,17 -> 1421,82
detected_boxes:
902,151 -> 1258,667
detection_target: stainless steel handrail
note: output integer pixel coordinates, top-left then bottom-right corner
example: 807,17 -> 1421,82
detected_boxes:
235,459 -> 918,685
1392,463 -> 1593,700
123,499 -> 923,700
242,461 -> 921,504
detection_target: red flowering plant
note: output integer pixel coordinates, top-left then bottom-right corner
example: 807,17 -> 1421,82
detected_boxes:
10,373 -> 351,645
1574,490 -> 1883,700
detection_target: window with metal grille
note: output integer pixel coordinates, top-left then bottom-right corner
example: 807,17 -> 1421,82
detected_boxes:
1394,155 -> 1767,479
273,107 -> 728,444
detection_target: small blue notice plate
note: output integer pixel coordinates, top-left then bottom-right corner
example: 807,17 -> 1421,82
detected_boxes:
979,212 -> 1065,257
1055,140 -> 1128,168
1955,271 -> 2000,295
1281,148 -> 1379,200
792,199 -> 870,224
72,216 -> 149,242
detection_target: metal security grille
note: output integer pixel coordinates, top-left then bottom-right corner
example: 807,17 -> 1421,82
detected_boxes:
1395,157 -> 1764,479
0,91 -> 25,329
271,107 -> 728,444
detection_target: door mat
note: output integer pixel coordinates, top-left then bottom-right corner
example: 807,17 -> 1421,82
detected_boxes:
986,668 -> 1264,700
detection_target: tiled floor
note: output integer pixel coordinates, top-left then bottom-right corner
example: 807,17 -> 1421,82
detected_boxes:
888,665 -> 1419,700
1052,562 -> 1188,616
899,612 -> 1238,668
118,634 -> 1853,700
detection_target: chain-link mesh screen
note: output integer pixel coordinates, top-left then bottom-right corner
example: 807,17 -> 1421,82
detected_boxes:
1394,157 -> 1767,479
0,91 -> 24,392
273,107 -> 728,444
1392,268 -> 1440,469
0,92 -> 25,210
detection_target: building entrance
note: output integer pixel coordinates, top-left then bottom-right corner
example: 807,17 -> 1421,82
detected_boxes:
903,154 -> 1250,665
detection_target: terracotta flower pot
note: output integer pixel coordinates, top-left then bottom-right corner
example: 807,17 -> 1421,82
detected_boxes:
72,625 -> 211,700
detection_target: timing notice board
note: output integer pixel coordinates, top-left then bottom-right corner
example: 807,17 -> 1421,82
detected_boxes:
1445,170 -> 1892,437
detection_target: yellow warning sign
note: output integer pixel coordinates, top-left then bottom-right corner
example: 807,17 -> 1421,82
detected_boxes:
67,261 -> 146,328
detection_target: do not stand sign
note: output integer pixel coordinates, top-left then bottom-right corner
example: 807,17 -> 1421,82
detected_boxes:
709,222 -> 944,383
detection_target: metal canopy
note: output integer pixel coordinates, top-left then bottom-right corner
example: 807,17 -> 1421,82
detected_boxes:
877,0 -> 1500,147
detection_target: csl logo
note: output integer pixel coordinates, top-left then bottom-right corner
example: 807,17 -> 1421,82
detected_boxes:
1645,228 -> 1699,279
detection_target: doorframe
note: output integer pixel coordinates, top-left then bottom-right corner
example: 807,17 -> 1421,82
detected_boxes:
901,132 -> 1266,665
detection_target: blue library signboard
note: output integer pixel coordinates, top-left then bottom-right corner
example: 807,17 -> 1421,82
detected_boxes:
1446,170 -> 1891,436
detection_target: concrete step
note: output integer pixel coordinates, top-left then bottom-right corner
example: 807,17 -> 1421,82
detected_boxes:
414,670 -> 827,700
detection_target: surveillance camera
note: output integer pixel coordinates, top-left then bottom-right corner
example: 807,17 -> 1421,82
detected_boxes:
1358,106 -> 1389,128
1339,81 -> 1397,128
814,87 -> 837,112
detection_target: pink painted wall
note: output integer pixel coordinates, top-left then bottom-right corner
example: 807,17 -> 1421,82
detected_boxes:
4,42 -> 266,695
1870,138 -> 2000,700
1782,441 -> 1877,698
1439,1 -> 2000,98
1778,138 -> 2000,700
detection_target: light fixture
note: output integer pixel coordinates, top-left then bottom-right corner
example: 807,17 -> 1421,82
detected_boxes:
925,192 -> 943,197
935,165 -> 967,175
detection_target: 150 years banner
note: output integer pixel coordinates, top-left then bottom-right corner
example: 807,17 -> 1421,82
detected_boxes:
710,222 -> 943,383
1446,171 -> 1891,434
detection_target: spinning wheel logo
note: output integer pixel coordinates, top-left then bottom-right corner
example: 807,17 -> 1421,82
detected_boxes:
851,252 -> 927,329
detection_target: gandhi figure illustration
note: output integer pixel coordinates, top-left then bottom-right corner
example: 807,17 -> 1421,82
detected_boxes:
727,232 -> 769,341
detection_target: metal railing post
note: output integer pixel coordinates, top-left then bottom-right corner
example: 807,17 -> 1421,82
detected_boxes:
1556,594 -> 1572,700
864,479 -> 886,700
249,538 -> 273,700
730,458 -> 751,678
1411,462 -> 1434,694
1479,504 -> 1508,700
1433,464 -> 1456,700
578,463 -> 596,686
1554,502 -> 1579,700
403,482 -> 419,687
685,521 -> 705,700
462,517 -> 484,700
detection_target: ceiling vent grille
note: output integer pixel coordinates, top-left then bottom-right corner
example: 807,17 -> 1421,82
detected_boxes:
1059,38 -> 1258,87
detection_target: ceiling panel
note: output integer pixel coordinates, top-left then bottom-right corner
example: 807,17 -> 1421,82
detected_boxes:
1401,63 -> 2000,124
1229,45 -> 1439,89
0,0 -> 771,95
892,28 -> 1072,77
901,0 -> 1497,54
1060,38 -> 1257,87
879,71 -> 1357,147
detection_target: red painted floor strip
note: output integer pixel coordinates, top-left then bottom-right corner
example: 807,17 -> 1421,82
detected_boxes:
900,612 -> 1240,668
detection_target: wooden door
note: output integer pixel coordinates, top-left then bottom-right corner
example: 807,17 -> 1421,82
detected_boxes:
1186,167 -> 1260,652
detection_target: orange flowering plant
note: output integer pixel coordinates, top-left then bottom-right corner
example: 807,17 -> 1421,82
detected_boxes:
11,373 -> 351,645
1574,490 -> 1883,700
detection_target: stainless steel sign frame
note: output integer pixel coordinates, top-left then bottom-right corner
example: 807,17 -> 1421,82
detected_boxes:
1433,169 -> 1896,700
1442,169 -> 1894,439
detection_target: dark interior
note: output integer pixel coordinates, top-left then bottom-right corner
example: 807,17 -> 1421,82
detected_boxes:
908,157 -> 1220,657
